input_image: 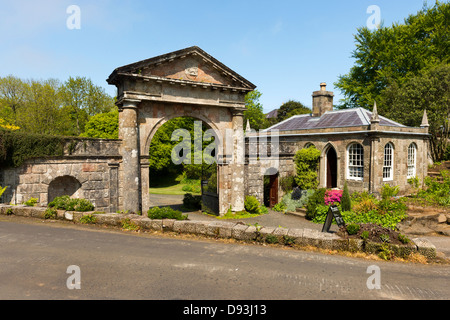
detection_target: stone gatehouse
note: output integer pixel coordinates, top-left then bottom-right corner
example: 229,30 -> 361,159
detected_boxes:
0,47 -> 431,215
244,83 -> 431,207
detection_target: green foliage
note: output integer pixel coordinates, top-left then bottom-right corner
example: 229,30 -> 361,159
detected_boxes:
378,243 -> 393,260
24,198 -> 38,206
244,90 -> 269,130
360,231 -> 369,241
183,193 -> 202,210
341,181 -> 351,212
44,207 -> 57,220
80,214 -> 97,224
0,128 -> 66,168
244,196 -> 261,215
398,233 -> 411,244
121,218 -> 140,231
48,195 -> 94,212
147,206 -> 188,220
311,204 -> 330,224
0,185 -> 7,200
282,189 -> 314,212
416,170 -> 450,206
276,100 -> 311,122
80,110 -> 119,139
294,146 -> 321,190
280,176 -> 296,193
305,188 -> 326,220
272,202 -> 287,212
335,2 -> 449,110
265,234 -> 279,244
346,223 -> 360,235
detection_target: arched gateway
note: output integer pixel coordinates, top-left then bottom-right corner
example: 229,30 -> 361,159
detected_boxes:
107,46 -> 256,215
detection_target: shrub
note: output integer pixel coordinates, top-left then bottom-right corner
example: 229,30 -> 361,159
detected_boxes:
361,230 -> 369,241
272,202 -> 287,212
147,206 -> 188,220
44,207 -> 57,220
121,218 -> 140,231
244,196 -> 261,214
312,204 -> 330,224
260,205 -> 268,214
324,189 -> 343,206
0,185 -> 7,200
183,193 -> 202,210
398,233 -> 411,244
290,187 -> 302,200
280,176 -> 296,193
346,223 -> 360,235
24,198 -> 38,207
294,146 -> 321,190
305,188 -> 326,220
80,214 -> 97,224
48,196 -> 94,212
341,182 -> 351,212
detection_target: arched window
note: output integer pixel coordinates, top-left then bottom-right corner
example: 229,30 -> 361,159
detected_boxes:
383,143 -> 394,181
407,143 -> 417,178
347,143 -> 364,180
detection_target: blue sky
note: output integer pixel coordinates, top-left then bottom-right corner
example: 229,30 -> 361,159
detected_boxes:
0,0 -> 430,113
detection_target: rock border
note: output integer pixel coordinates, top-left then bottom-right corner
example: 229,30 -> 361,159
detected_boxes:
0,204 -> 437,259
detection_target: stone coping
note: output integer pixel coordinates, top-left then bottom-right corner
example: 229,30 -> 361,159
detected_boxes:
0,204 -> 436,259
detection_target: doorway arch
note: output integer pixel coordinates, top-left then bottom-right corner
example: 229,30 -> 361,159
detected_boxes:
107,46 -> 256,214
325,146 -> 338,189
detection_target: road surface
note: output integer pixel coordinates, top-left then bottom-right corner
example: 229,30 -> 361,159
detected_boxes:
0,216 -> 449,301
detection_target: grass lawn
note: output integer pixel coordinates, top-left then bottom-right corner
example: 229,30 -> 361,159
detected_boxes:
149,173 -> 201,195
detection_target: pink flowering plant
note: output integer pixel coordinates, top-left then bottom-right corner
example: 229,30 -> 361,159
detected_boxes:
324,189 -> 343,206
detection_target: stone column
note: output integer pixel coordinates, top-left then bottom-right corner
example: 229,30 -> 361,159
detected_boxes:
140,157 -> 150,213
230,108 -> 245,212
119,99 -> 141,213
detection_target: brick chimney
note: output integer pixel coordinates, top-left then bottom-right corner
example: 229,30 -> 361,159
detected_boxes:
312,83 -> 334,117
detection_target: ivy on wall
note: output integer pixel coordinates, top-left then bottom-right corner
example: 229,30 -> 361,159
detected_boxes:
0,128 -> 69,168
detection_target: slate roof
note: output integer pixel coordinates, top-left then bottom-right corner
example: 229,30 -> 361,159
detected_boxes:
264,108 -> 406,132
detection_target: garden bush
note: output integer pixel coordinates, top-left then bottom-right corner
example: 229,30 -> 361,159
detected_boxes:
244,196 -> 261,215
305,188 -> 326,220
341,182 -> 351,211
182,193 -> 202,210
147,206 -> 188,220
293,146 -> 321,190
48,195 -> 94,212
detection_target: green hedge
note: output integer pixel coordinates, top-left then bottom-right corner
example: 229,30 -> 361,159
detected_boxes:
0,128 -> 68,167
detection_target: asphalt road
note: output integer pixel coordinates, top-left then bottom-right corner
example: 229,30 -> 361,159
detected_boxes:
1,216 -> 449,302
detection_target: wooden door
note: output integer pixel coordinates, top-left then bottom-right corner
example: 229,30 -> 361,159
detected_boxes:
326,147 -> 338,188
269,174 -> 279,208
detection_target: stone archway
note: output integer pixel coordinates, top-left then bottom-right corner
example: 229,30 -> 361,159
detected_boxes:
107,46 -> 256,215
48,175 -> 82,203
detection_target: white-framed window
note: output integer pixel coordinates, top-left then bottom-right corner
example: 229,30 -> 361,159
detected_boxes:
347,143 -> 364,180
383,143 -> 394,181
407,143 -> 417,178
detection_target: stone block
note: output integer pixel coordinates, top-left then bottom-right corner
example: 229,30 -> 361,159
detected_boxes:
206,221 -> 222,237
302,228 -> 320,246
272,227 -> 288,241
257,227 -> 275,242
150,219 -> 163,231
413,238 -> 436,259
348,238 -> 364,252
317,232 -> 340,250
231,224 -> 249,240
162,219 -> 176,231
218,222 -> 237,238
194,221 -> 210,235
287,228 -> 304,245
243,226 -> 258,241
173,220 -> 186,233
30,207 -> 46,219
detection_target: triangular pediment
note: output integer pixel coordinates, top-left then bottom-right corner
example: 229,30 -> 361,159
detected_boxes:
107,46 -> 256,90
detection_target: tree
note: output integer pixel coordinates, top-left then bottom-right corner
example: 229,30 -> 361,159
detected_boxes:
380,64 -> 450,161
335,2 -> 449,109
243,90 -> 268,131
80,109 -> 119,139
59,76 -> 115,135
277,100 -> 310,122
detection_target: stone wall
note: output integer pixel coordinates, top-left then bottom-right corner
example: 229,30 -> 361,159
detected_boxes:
1,139 -> 121,213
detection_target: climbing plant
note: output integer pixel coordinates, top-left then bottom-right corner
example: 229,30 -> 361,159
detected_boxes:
293,145 -> 321,190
